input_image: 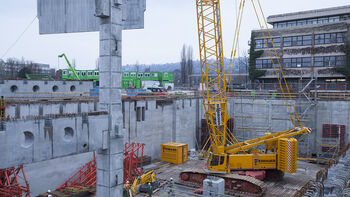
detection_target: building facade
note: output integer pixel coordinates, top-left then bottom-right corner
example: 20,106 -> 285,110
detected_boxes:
251,5 -> 350,90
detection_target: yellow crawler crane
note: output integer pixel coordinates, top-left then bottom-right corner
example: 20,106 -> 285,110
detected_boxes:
179,0 -> 311,196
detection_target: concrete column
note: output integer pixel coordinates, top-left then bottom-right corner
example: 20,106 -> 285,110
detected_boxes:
96,1 -> 124,196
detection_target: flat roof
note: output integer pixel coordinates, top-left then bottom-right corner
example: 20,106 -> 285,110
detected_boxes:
267,5 -> 350,24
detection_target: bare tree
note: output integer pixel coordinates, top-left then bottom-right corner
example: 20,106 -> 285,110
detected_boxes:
186,46 -> 193,87
180,45 -> 187,86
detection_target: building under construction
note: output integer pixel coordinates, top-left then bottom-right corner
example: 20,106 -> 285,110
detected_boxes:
1,1 -> 350,197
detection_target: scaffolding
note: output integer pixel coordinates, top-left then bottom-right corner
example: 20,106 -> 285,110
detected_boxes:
0,165 -> 30,197
123,142 -> 145,183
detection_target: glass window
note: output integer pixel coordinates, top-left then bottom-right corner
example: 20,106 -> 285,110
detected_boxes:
256,60 -> 263,69
152,73 -> 158,77
318,17 -> 328,24
329,56 -> 336,66
130,72 -> 136,77
76,71 -> 80,75
63,71 -> 67,75
123,73 -> 129,77
291,58 -> 297,67
137,73 -> 143,77
272,38 -> 281,48
164,73 -> 169,77
144,73 -> 150,77
324,33 -> 331,44
95,71 -> 99,76
307,18 -> 317,25
255,39 -> 263,49
88,71 -> 92,76
315,34 -> 324,45
283,37 -> 292,47
284,58 -> 291,67
279,22 -> 286,28
297,20 -> 306,26
287,21 -> 297,27
329,16 -> 340,22
273,23 -> 278,28
303,35 -> 312,45
336,56 -> 346,66
302,57 -> 312,67
69,71 -> 73,76
314,57 -> 324,67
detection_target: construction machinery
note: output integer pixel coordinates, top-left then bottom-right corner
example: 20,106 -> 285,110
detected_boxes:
179,0 -> 311,196
58,53 -> 80,80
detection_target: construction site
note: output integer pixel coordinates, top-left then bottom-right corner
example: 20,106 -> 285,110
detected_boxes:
1,0 -> 350,197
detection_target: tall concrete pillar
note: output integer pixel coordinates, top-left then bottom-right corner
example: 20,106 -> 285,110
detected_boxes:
96,0 -> 124,196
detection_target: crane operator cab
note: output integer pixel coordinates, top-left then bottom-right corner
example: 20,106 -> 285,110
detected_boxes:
207,153 -> 229,173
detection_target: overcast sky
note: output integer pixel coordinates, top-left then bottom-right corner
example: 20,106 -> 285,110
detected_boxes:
0,0 -> 349,70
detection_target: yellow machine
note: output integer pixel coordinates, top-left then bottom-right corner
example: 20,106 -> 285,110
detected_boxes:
130,170 -> 157,196
180,0 -> 311,196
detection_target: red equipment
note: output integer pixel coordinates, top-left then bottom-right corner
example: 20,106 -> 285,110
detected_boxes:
56,155 -> 96,194
123,142 -> 145,183
0,165 -> 30,197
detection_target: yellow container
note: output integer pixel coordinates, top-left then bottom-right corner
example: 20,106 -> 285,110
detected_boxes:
161,142 -> 188,165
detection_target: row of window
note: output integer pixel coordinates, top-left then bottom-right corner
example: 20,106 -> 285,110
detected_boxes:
255,32 -> 347,49
256,56 -> 346,69
273,14 -> 350,29
63,70 -> 99,76
123,72 -> 169,78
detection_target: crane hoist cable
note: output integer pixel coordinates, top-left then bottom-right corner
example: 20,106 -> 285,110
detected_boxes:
228,0 -> 246,87
255,0 -> 302,127
249,0 -> 302,128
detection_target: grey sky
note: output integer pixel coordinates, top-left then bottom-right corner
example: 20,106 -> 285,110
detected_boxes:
0,0 -> 349,70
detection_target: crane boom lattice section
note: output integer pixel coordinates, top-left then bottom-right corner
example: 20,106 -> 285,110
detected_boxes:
196,0 -> 228,154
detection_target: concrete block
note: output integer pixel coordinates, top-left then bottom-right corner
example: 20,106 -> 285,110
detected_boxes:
203,176 -> 225,197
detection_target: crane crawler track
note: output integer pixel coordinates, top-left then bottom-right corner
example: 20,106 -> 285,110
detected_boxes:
179,168 -> 266,197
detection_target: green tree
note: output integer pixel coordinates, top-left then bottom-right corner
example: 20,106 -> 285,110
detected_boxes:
248,34 -> 265,82
334,42 -> 350,82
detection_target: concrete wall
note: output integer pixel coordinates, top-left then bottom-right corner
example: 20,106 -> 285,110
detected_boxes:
5,101 -> 99,120
0,79 -> 94,98
0,114 -> 107,169
123,99 -> 202,160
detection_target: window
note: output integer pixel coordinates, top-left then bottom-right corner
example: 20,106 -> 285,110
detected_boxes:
256,59 -> 263,69
336,56 -> 346,66
318,17 -> 328,24
76,71 -> 80,76
63,71 -> 67,75
315,32 -> 346,45
144,73 -> 150,77
130,72 -> 136,77
284,35 -> 312,47
137,73 -> 143,77
95,71 -> 99,76
81,72 -> 86,76
314,56 -> 345,67
124,73 -> 129,77
315,34 -> 324,45
151,73 -> 158,77
302,57 -> 312,67
302,35 -> 312,45
283,58 -> 292,67
255,39 -> 264,49
136,107 -> 146,122
297,20 -> 306,26
283,37 -> 292,47
69,71 -> 73,76
329,16 -> 340,23
287,21 -> 297,27
88,71 -> 93,76
314,57 -> 324,67
164,72 -> 169,77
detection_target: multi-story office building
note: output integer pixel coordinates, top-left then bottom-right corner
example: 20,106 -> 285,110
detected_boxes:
251,5 -> 350,90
